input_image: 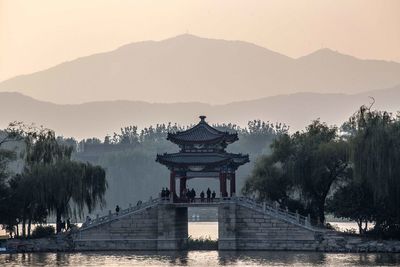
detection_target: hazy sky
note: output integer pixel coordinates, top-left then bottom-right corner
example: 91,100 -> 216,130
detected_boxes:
1,0 -> 399,82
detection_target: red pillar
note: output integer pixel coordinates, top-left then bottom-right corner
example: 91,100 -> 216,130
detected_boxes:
170,170 -> 176,199
180,176 -> 187,197
230,172 -> 236,196
219,172 -> 223,197
220,173 -> 227,197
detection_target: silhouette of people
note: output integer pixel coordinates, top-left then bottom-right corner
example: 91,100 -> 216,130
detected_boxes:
115,205 -> 120,215
61,220 -> 66,232
165,187 -> 170,199
191,188 -> 196,202
200,191 -> 205,202
211,190 -> 216,202
182,187 -> 188,200
161,187 -> 166,199
186,187 -> 191,202
206,188 -> 211,202
66,218 -> 71,231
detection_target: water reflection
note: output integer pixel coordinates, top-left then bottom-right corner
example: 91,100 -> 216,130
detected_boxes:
218,250 -> 328,266
1,250 -> 400,266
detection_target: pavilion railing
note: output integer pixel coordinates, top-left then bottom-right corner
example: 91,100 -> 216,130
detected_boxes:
167,197 -> 221,204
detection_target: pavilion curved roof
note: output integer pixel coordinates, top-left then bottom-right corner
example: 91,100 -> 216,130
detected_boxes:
156,152 -> 249,168
167,115 -> 238,144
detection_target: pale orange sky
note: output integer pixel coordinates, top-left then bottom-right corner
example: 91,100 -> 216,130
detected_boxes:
1,0 -> 399,82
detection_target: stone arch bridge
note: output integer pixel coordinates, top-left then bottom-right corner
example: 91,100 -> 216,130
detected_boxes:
73,196 -> 324,251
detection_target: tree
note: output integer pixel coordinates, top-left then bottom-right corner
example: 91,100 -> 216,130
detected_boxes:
243,120 -> 350,224
2,123 -> 108,234
0,124 -> 20,235
28,160 -> 107,233
6,174 -> 47,237
243,155 -> 293,205
347,106 -> 400,237
327,181 -> 375,235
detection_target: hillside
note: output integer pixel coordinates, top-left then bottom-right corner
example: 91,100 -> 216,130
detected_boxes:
1,34 -> 400,104
1,85 -> 399,139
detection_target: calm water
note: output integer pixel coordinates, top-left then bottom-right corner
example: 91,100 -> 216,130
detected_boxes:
1,251 -> 400,266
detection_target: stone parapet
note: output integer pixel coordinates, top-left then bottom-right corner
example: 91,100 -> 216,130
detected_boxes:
74,203 -> 188,251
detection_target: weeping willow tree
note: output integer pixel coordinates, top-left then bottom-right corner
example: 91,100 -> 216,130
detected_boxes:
347,106 -> 400,237
27,160 -> 107,233
7,123 -> 108,233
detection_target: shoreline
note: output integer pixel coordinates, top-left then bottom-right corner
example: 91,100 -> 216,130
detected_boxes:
2,235 -> 400,254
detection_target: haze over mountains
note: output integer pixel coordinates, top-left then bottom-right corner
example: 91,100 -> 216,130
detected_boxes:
1,85 -> 399,140
1,34 -> 400,105
1,34 -> 399,139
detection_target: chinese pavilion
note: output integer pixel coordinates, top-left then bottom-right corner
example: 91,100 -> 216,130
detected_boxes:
156,116 -> 249,200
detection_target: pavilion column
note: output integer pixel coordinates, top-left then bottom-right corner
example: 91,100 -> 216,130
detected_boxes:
230,172 -> 236,197
219,172 -> 223,197
220,172 -> 227,197
170,170 -> 176,200
180,175 -> 187,197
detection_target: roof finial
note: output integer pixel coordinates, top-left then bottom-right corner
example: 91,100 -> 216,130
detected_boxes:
199,115 -> 206,123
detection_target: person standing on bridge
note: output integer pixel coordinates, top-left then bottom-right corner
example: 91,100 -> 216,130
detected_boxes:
186,187 -> 191,202
182,187 -> 188,201
200,191 -> 205,202
161,188 -> 166,200
165,187 -> 170,199
115,205 -> 120,215
191,188 -> 196,202
211,190 -> 216,202
66,218 -> 71,231
206,188 -> 211,202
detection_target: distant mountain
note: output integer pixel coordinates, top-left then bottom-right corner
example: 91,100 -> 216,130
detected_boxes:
1,85 -> 399,139
1,34 -> 400,104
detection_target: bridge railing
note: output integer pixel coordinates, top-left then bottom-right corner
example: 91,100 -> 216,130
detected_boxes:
164,197 -> 221,204
232,196 -> 314,229
80,197 -> 161,230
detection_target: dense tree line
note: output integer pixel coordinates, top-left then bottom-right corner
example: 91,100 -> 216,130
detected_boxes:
0,123 -> 107,237
243,106 -> 400,238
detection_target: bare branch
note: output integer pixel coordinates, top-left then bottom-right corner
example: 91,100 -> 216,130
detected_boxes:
367,96 -> 375,110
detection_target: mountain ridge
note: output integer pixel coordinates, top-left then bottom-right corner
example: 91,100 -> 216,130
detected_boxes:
2,34 -> 400,104
1,85 -> 399,139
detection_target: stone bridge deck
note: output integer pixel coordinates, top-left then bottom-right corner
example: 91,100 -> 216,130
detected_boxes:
74,196 -> 326,251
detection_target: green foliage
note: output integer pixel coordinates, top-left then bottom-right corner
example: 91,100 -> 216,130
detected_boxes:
243,156 -> 292,204
187,235 -> 218,250
346,106 -> 400,238
244,120 -> 350,224
31,225 -> 55,238
327,181 -> 375,235
22,160 -> 107,233
0,126 -> 21,235
0,123 -> 107,236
